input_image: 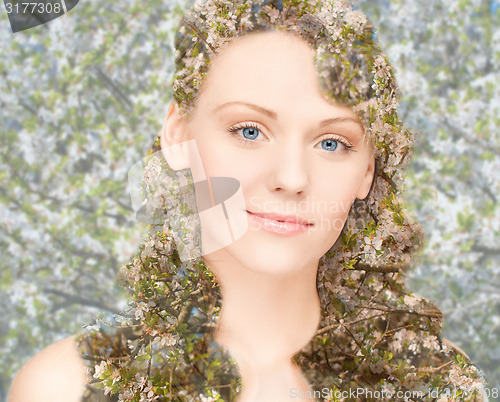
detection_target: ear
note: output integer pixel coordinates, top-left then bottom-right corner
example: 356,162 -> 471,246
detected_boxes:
160,102 -> 207,182
356,152 -> 376,200
160,102 -> 190,171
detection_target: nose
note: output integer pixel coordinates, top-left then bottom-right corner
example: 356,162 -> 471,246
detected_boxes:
267,139 -> 310,195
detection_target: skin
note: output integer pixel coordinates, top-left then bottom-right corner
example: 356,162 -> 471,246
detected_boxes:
8,336 -> 86,402
162,31 -> 375,401
9,31 -> 374,401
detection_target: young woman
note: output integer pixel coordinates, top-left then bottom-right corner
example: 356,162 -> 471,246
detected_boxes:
9,0 -> 486,401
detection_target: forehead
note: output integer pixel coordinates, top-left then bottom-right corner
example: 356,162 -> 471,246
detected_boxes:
193,31 -> 359,121
204,32 -> 317,95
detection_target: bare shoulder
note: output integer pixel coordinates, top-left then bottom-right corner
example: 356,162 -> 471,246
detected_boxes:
8,336 -> 87,402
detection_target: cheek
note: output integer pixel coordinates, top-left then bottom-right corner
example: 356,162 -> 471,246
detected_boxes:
197,146 -> 265,192
320,168 -> 363,202
314,171 -> 364,224
200,157 -> 257,191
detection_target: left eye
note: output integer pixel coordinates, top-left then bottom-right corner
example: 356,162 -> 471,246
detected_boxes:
242,127 -> 260,140
321,139 -> 338,151
316,136 -> 353,153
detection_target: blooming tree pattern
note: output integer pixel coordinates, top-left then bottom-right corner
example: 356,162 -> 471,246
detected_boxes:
0,0 -> 498,401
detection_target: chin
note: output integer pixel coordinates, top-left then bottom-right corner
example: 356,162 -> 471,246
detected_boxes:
204,229 -> 329,278
237,251 -> 313,277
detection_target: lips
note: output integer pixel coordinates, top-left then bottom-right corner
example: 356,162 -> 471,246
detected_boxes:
246,210 -> 313,235
247,211 -> 312,225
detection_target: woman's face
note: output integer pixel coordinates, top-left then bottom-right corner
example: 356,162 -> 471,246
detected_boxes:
172,31 -> 374,276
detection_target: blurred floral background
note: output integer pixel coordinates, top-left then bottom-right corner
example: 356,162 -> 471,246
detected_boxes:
0,0 -> 499,400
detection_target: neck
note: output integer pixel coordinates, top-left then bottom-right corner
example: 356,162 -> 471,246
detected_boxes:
208,257 -> 321,375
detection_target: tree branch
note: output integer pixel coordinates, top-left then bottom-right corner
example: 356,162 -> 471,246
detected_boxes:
43,288 -> 120,314
95,67 -> 133,110
352,261 -> 406,274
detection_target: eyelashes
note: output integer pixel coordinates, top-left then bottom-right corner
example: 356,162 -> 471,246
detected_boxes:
226,122 -> 268,143
317,135 -> 354,153
226,122 -> 355,153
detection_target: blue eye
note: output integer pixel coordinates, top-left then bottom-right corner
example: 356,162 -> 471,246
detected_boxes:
242,127 -> 259,140
227,123 -> 265,143
321,139 -> 338,151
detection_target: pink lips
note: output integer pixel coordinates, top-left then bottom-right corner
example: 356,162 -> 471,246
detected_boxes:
246,211 -> 313,235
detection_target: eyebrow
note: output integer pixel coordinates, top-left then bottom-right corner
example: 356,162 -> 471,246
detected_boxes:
214,101 -> 278,119
214,101 -> 364,131
319,117 -> 364,132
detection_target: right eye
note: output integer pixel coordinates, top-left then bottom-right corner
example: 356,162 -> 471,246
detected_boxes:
241,127 -> 259,140
227,122 -> 267,143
